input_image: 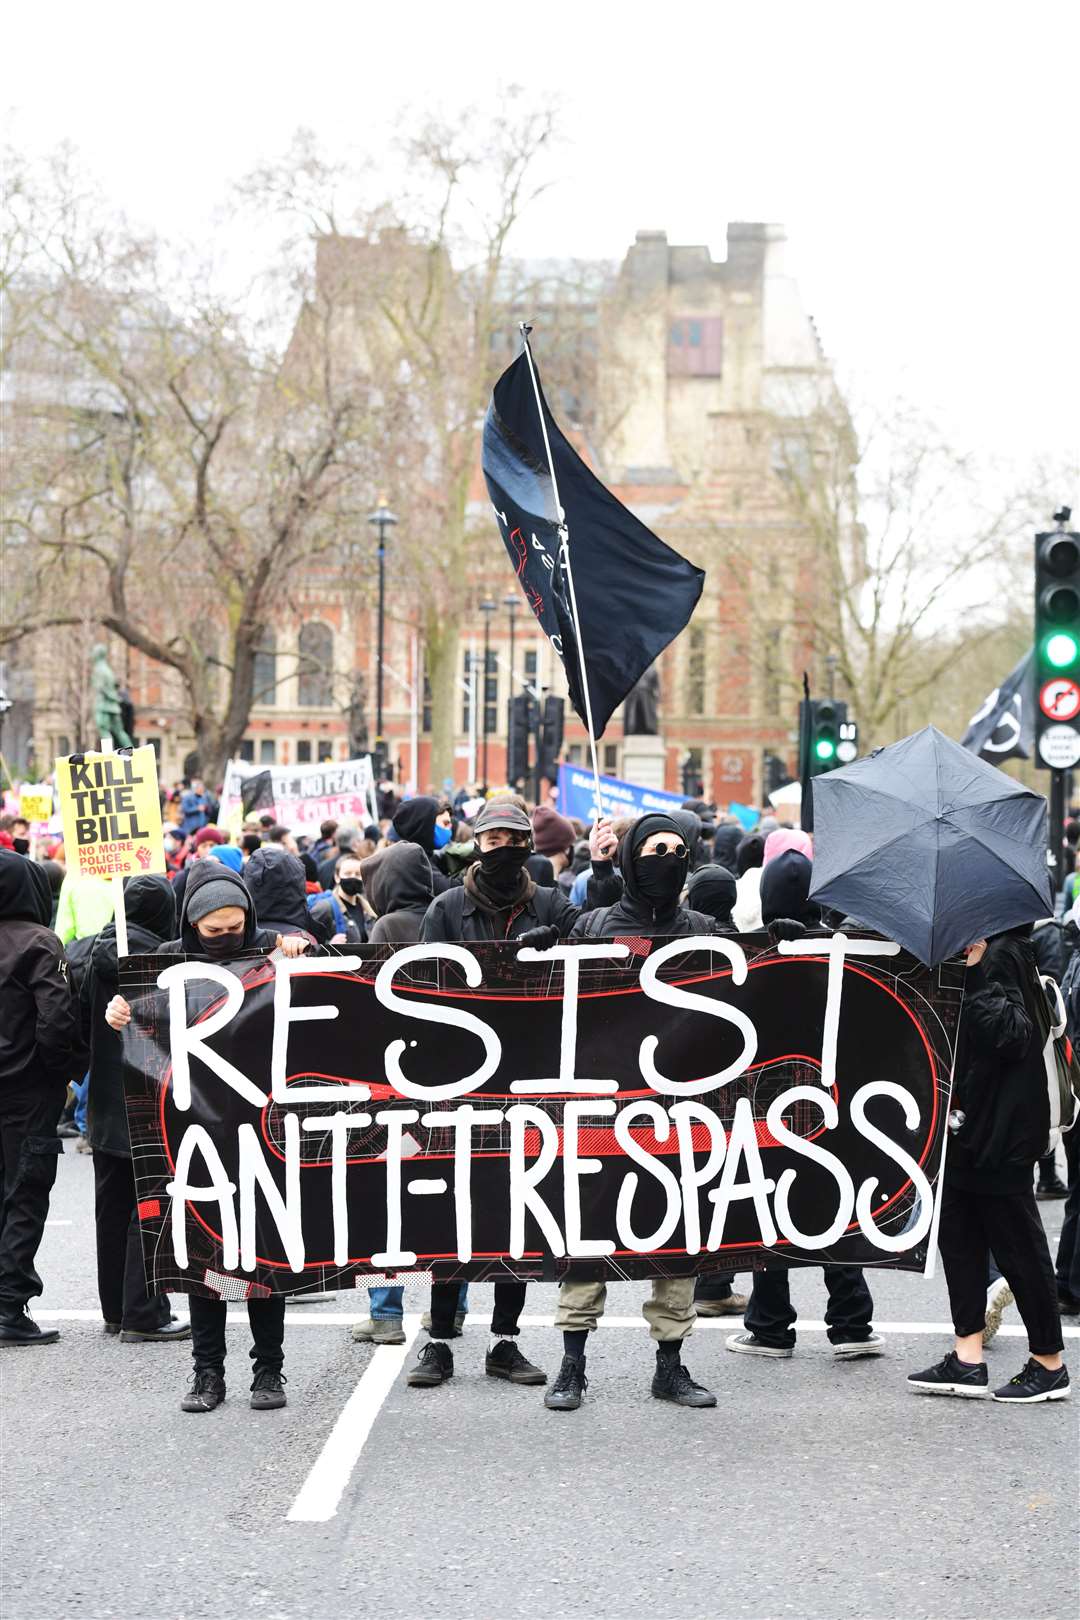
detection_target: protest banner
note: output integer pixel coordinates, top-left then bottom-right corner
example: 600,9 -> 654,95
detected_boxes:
557,763 -> 687,824
218,756 -> 378,835
57,746 -> 164,881
18,785 -> 54,823
121,935 -> 963,1300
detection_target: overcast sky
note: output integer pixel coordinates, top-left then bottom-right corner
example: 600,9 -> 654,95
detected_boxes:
5,0 -> 1078,488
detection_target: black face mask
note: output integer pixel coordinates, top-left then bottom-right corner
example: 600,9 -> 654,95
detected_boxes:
12,838 -> 29,856
197,929 -> 246,956
633,854 -> 687,908
478,843 -> 531,895
338,877 -> 363,898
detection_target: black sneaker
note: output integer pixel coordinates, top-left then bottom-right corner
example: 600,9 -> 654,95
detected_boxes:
907,1352 -> 988,1398
407,1341 -> 453,1387
993,1359 -> 1071,1403
485,1340 -> 547,1385
1036,1174 -> 1069,1200
544,1353 -> 587,1411
651,1352 -> 717,1408
0,1308 -> 60,1347
250,1368 -> 288,1410
181,1370 -> 226,1412
725,1331 -> 793,1358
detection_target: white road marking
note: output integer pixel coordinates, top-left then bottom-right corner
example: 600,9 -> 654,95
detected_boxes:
30,1308 -> 1080,1338
44,1220 -> 73,1227
285,1315 -> 421,1524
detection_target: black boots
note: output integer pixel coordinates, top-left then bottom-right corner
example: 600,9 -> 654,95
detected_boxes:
0,1306 -> 59,1347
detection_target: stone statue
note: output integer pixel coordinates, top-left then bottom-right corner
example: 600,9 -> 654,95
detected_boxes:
346,674 -> 369,759
623,663 -> 661,735
90,644 -> 133,748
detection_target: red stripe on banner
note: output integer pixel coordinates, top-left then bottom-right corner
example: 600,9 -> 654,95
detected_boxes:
137,1199 -> 161,1220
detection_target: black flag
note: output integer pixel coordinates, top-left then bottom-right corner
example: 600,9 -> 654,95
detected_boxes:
960,650 -> 1034,763
240,770 -> 275,818
482,347 -> 705,737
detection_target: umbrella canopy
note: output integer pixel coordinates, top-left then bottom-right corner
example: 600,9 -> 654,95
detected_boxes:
808,725 -> 1053,966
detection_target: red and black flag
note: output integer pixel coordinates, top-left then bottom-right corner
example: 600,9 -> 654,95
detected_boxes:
482,345 -> 704,738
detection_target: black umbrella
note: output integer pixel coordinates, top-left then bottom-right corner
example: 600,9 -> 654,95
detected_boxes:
808,725 -> 1053,966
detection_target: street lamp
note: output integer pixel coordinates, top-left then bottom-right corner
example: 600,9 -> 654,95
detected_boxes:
367,497 -> 398,778
503,592 -> 519,685
479,597 -> 497,786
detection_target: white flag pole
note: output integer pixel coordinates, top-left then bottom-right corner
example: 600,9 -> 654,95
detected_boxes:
518,324 -> 604,820
99,734 -> 129,958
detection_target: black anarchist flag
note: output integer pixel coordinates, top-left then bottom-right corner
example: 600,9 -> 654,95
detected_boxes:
960,649 -> 1033,764
482,346 -> 705,737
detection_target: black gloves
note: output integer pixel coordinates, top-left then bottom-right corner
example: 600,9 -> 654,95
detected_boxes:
516,924 -> 561,951
767,918 -> 808,945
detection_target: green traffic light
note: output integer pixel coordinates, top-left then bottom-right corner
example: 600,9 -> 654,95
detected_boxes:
814,738 -> 836,761
1046,632 -> 1080,669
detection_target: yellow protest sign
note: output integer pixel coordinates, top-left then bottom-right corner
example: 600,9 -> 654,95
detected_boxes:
19,786 -> 53,823
57,746 -> 165,880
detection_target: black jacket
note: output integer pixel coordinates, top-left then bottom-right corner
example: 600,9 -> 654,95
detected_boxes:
421,868 -> 579,943
161,860 -> 278,955
1031,918 -> 1069,983
0,850 -> 84,1089
364,844 -> 433,945
712,824 -> 743,873
244,846 -> 321,943
573,814 -> 716,939
949,932 -> 1049,1192
391,797 -> 451,895
82,875 -> 175,1156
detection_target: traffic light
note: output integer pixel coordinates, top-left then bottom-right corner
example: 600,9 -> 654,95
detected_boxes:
1034,516 -> 1080,771
806,698 -> 847,776
536,696 -> 564,782
507,693 -> 531,787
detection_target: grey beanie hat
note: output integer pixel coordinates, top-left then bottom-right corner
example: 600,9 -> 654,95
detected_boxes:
187,878 -> 251,925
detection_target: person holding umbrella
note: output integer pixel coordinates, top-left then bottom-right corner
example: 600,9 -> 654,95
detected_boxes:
907,928 -> 1069,1402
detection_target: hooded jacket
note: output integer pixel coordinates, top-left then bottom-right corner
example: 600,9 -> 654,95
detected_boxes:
759,850 -> 821,929
687,864 -> 738,930
161,859 -> 277,955
244,846 -> 320,943
712,824 -> 743,873
82,875 -> 176,1156
950,931 -> 1049,1191
391,796 -> 451,894
0,849 -> 83,1089
571,814 -> 715,939
363,844 -> 434,945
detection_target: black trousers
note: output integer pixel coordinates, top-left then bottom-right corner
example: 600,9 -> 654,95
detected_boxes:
938,1179 -> 1063,1355
92,1151 -> 171,1331
745,1266 -> 874,1347
0,1081 -> 66,1310
188,1293 -> 287,1376
429,1280 -> 525,1339
1054,1126 -> 1080,1302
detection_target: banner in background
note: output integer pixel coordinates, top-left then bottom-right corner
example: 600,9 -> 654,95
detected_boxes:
57,746 -> 164,879
121,935 -> 962,1297
557,763 -> 686,824
18,785 -> 54,824
218,756 -> 377,834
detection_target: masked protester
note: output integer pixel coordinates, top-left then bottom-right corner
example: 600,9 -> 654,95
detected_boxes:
0,850 -> 84,1346
244,845 -> 320,944
686,864 -> 738,931
547,814 -> 717,1413
391,796 -> 453,894
408,799 -> 595,1392
82,875 -> 189,1343
104,861 -> 309,1412
362,845 -> 433,947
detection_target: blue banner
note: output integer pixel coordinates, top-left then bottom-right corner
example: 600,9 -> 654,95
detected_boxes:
557,763 -> 687,823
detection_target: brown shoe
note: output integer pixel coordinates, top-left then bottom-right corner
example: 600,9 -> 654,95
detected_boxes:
695,1293 -> 748,1317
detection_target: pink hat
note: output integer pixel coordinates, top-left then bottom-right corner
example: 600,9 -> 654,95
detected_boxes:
763,828 -> 812,865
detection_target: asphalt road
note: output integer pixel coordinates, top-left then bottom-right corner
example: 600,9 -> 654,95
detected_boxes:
3,1147 -> 1077,1620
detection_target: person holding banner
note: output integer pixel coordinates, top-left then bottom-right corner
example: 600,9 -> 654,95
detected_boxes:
0,849 -> 84,1346
105,861 -> 309,1411
547,813 -> 719,1413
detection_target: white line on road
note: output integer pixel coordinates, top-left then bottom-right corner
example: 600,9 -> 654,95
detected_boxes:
30,1308 -> 1080,1337
285,1315 -> 421,1523
44,1220 -> 72,1227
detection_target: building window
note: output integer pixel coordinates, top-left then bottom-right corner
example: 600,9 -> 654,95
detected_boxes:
668,316 -> 723,377
524,648 -> 538,685
298,621 -> 334,707
566,743 -> 583,764
142,735 -> 162,760
603,743 -> 619,774
686,626 -> 706,717
259,738 -> 276,765
253,630 -> 277,706
296,739 -> 312,763
484,651 -> 498,736
317,740 -> 334,762
238,738 -> 255,762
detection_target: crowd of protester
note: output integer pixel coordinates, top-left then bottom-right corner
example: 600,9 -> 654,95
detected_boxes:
0,777 -> 1076,1415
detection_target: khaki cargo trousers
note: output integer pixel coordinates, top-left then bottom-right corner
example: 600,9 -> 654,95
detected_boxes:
554,1276 -> 696,1340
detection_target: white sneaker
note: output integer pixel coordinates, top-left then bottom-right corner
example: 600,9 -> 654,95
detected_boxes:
833,1332 -> 886,1358
982,1277 -> 1014,1345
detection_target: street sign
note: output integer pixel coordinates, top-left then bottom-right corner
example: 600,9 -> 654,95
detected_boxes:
1036,724 -> 1080,769
1038,677 -> 1080,722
